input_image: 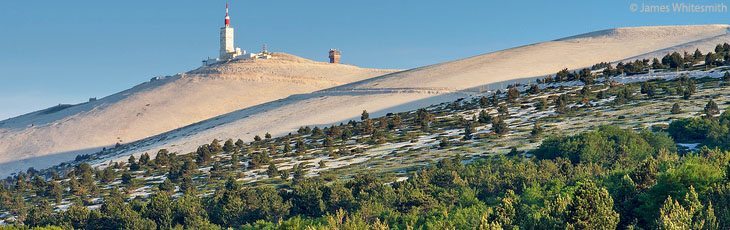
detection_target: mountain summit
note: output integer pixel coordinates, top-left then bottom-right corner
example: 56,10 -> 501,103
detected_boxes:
0,53 -> 396,175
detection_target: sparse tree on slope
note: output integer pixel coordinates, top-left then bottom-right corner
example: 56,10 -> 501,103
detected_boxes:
705,100 -> 720,118
671,103 -> 683,114
266,163 -> 279,178
507,86 -> 520,102
478,110 -> 491,124
492,116 -> 509,135
463,122 -> 475,140
360,110 -> 369,121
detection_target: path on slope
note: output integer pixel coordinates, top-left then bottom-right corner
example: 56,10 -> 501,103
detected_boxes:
0,53 -> 396,175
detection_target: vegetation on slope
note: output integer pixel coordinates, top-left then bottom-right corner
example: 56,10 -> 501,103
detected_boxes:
4,44 -> 730,229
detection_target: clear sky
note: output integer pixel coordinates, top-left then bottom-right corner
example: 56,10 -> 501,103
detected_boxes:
0,0 -> 728,120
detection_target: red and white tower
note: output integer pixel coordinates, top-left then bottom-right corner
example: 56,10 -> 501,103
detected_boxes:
224,2 -> 230,27
219,2 -> 237,59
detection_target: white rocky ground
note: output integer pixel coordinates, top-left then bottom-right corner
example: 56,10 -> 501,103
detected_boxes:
0,54 -> 396,176
89,25 -> 730,169
2,24 -> 730,176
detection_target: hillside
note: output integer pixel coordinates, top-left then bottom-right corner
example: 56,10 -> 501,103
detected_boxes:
6,53 -> 730,228
0,53 -> 396,175
96,24 -> 730,169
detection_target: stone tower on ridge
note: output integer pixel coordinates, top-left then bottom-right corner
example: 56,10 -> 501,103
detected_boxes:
329,49 -> 341,64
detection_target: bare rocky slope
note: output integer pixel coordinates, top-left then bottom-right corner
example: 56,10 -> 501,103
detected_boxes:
3,24 -> 730,176
0,54 -> 396,175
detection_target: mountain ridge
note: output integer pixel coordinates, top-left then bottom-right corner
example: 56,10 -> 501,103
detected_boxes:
3,24 -> 730,176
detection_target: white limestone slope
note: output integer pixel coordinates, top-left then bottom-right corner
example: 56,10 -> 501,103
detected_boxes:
619,32 -> 730,62
0,53 -> 396,175
88,24 -> 730,170
5,24 -> 730,176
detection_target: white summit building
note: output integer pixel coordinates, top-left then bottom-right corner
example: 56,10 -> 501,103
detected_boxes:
203,3 -> 271,66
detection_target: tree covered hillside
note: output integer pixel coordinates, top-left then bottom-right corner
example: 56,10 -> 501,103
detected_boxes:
4,44 -> 730,229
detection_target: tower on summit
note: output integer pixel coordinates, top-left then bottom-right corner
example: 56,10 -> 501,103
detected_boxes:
219,2 -> 242,60
202,2 -> 272,66
329,49 -> 341,64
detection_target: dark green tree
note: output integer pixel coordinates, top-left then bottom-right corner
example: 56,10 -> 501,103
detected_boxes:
159,178 -> 175,193
478,110 -> 491,124
360,110 -> 369,121
266,163 -> 279,178
463,122 -> 476,140
143,192 -> 174,229
671,103 -> 683,114
568,180 -> 619,229
704,100 -> 720,118
223,139 -> 236,153
507,86 -> 520,102
492,116 -> 509,135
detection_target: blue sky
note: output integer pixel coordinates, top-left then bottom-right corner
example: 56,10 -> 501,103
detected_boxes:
0,0 -> 727,120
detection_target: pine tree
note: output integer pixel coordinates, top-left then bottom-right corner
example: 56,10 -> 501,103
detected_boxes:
497,104 -> 509,117
209,139 -> 223,153
296,139 -> 307,154
579,68 -> 595,85
491,190 -> 518,228
693,48 -> 704,61
154,149 -> 171,167
479,96 -> 489,108
463,122 -> 476,140
121,172 -> 134,186
159,178 -> 175,192
659,196 -> 692,230
361,110 -> 369,121
631,157 -> 658,189
704,100 -> 720,118
580,85 -> 591,97
641,81 -> 656,97
536,97 -> 548,111
652,57 -> 665,69
492,116 -> 509,135
62,204 -> 90,229
507,87 -> 520,102
139,153 -> 151,166
195,145 -> 212,165
702,202 -> 718,230
530,122 -> 543,137
555,94 -> 569,114
180,175 -> 195,195
671,103 -> 683,114
478,110 -> 492,124
439,137 -> 450,148
128,155 -> 140,171
48,181 -> 63,204
223,139 -> 236,152
26,200 -> 54,227
683,79 -> 696,100
283,140 -> 292,153
230,153 -> 239,168
568,180 -> 619,229
143,192 -> 174,229
529,84 -> 541,94
266,163 -> 279,178
235,139 -> 245,148
292,163 -> 306,183
388,114 -> 402,130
